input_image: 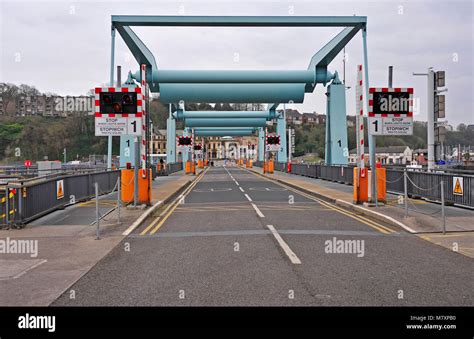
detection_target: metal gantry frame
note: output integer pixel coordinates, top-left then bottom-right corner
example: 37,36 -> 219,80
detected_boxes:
108,15 -> 375,201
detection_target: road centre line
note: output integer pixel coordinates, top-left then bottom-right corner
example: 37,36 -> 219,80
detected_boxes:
266,224 -> 301,264
242,167 -> 395,234
251,203 -> 265,218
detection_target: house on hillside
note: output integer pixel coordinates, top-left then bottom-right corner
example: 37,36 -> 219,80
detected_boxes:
282,109 -> 302,125
348,146 -> 413,165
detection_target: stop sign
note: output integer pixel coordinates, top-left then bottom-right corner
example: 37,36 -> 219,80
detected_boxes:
24,160 -> 32,167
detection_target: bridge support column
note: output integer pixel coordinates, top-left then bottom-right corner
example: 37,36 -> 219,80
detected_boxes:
325,72 -> 348,165
277,112 -> 287,163
182,128 -> 191,166
258,127 -> 265,162
166,105 -> 176,164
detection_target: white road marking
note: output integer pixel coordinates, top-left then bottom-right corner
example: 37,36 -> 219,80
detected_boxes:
244,194 -> 253,202
251,203 -> 265,218
266,225 -> 302,264
239,187 -> 245,192
234,181 -> 239,186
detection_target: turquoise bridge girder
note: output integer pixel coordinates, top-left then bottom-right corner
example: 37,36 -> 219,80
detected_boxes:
194,128 -> 257,137
113,15 -> 368,166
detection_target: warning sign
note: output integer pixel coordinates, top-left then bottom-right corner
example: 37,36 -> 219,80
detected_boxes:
56,180 -> 64,200
453,177 -> 463,196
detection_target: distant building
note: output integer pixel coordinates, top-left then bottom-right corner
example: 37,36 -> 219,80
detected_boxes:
283,109 -> 303,125
349,146 -> 413,165
13,94 -> 93,117
150,130 -> 258,161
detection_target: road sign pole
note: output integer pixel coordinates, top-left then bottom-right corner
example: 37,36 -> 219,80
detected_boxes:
427,69 -> 435,171
362,28 -> 377,206
134,137 -> 139,206
107,25 -> 116,171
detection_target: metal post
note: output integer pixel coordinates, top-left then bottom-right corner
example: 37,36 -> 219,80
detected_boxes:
441,180 -> 446,234
427,69 -> 435,171
95,182 -> 100,240
107,25 -> 116,171
388,66 -> 393,88
63,148 -> 66,164
362,27 -> 377,206
117,176 -> 121,224
134,136 -> 139,206
288,127 -> 292,163
5,187 -> 9,226
117,65 -> 121,86
192,128 -> 195,175
404,169 -> 408,217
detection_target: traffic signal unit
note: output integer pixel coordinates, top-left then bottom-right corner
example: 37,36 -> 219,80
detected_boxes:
266,135 -> 281,145
178,136 -> 192,146
95,87 -> 142,117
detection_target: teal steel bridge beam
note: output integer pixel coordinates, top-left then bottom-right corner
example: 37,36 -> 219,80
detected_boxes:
185,118 -> 267,128
194,128 -> 257,137
112,15 -> 366,27
173,110 -> 278,120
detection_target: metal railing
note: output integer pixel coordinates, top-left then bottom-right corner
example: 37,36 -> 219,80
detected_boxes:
154,162 -> 184,177
254,162 -> 474,208
0,170 -> 120,227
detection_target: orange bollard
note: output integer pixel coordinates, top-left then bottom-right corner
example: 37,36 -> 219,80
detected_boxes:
121,169 -> 152,205
185,161 -> 192,174
353,167 -> 368,204
376,168 -> 387,203
267,160 -> 274,174
121,169 -> 134,203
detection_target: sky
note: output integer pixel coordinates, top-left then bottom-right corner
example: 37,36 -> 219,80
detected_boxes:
0,0 -> 473,127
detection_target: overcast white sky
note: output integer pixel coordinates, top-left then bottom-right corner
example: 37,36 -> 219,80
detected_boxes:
1,0 -> 473,127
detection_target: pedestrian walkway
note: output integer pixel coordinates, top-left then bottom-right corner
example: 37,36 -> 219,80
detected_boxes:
0,171 -> 194,306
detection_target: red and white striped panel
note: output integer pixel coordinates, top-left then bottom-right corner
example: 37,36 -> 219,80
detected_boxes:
94,87 -> 143,118
368,87 -> 414,117
356,65 -> 365,175
140,64 -> 148,178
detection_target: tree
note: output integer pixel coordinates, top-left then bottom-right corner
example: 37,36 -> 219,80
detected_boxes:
0,83 -> 19,115
457,123 -> 467,132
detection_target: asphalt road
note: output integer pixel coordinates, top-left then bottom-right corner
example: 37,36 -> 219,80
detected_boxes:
52,165 -> 473,306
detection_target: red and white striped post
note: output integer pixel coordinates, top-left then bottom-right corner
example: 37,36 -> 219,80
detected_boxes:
356,65 -> 366,178
140,64 -> 148,179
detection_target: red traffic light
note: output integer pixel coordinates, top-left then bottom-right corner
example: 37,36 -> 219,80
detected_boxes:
112,103 -> 122,112
178,136 -> 192,146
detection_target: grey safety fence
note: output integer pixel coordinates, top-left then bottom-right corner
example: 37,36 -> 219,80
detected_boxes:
154,162 -> 184,177
1,170 -> 120,227
254,162 -> 474,208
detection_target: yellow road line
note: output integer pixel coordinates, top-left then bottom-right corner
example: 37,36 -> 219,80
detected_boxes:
141,169 -> 207,236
